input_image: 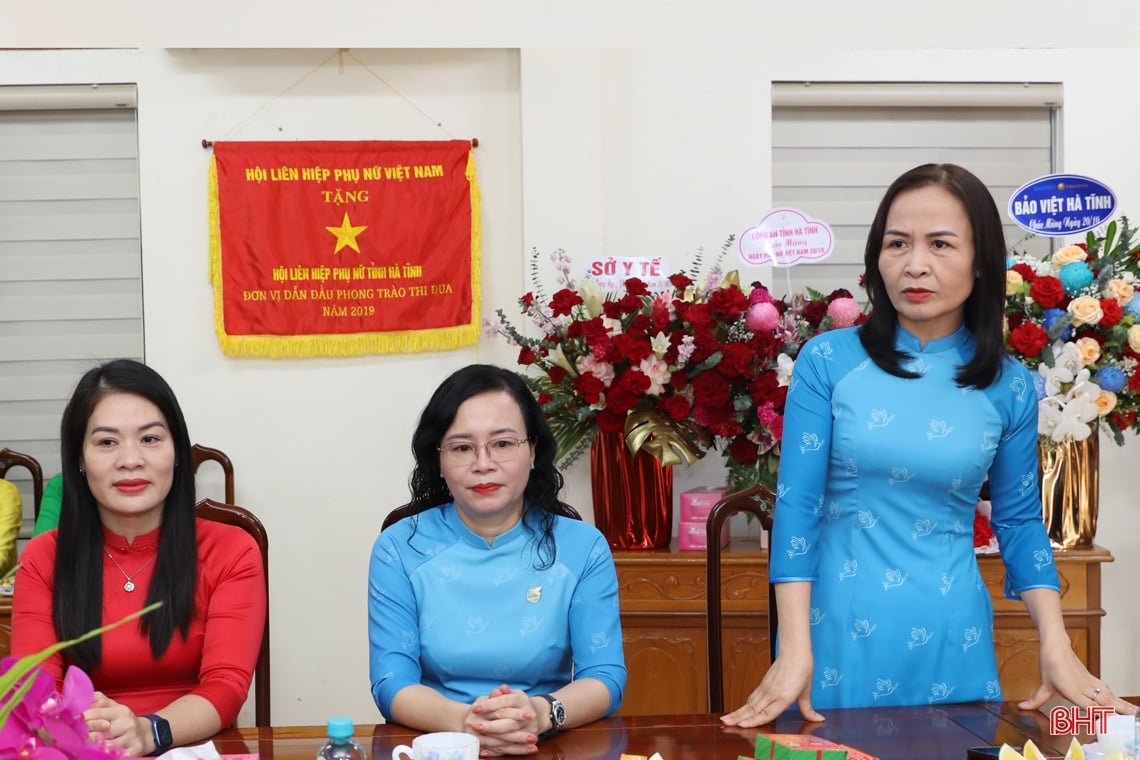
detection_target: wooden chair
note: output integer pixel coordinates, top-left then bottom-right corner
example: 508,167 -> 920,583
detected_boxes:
381,503 -> 416,531
705,483 -> 777,713
195,498 -> 270,727
0,448 -> 45,522
191,443 -> 235,505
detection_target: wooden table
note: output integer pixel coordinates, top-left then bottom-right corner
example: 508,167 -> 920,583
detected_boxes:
613,543 -> 1113,715
213,700 -> 1124,760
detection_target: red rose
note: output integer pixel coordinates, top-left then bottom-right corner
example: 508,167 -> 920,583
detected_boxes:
1028,276 -> 1065,309
548,365 -> 568,385
617,293 -> 643,315
708,286 -> 749,320
669,273 -> 693,290
1100,298 -> 1124,328
1011,263 -> 1037,282
802,299 -> 829,327
574,372 -> 606,405
718,342 -> 754,378
611,333 -> 653,363
521,292 -> 535,309
660,395 -> 692,422
728,435 -> 759,466
517,346 -> 536,365
1110,410 -> 1137,430
1008,322 -> 1050,358
537,392 -> 554,406
625,278 -> 650,296
549,288 -> 583,317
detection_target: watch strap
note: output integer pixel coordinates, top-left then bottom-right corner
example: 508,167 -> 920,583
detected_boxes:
142,713 -> 173,756
535,693 -> 564,741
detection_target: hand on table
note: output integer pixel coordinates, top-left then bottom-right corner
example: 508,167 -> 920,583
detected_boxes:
84,691 -> 152,756
1019,641 -> 1138,716
466,684 -> 541,756
719,654 -> 824,728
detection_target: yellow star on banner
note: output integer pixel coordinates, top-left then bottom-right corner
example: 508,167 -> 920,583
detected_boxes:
325,212 -> 368,254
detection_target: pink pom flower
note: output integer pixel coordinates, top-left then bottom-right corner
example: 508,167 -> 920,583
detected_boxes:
748,286 -> 774,306
745,302 -> 781,332
827,297 -> 861,328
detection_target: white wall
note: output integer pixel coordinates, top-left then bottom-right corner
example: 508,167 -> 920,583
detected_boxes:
2,39 -> 1138,727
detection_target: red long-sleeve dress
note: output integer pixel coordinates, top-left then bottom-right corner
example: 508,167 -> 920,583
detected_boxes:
12,518 -> 265,727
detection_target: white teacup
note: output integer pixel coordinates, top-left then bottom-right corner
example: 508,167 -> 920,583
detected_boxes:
392,731 -> 479,760
1095,712 -> 1134,757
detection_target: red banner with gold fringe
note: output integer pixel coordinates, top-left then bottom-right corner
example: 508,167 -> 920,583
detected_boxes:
208,140 -> 479,357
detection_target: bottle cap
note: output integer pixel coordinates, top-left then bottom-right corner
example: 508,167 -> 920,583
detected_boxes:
327,716 -> 354,739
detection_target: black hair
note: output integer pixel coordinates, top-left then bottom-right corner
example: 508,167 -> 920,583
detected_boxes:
404,363 -> 579,569
54,359 -> 197,669
858,163 -> 1008,389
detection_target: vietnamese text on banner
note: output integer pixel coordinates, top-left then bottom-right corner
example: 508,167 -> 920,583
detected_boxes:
208,139 -> 480,358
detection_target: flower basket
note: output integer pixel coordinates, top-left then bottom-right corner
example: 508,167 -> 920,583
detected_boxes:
1005,216 -> 1140,548
590,431 -> 673,550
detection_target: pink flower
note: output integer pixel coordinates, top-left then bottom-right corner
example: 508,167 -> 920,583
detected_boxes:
745,302 -> 780,332
748,285 -> 774,305
0,660 -> 121,759
639,355 -> 672,395
827,297 -> 862,328
576,354 -> 616,388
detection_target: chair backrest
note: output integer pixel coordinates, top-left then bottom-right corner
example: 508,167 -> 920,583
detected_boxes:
381,503 -> 416,531
195,498 -> 270,727
705,483 -> 777,713
191,444 -> 235,505
0,448 -> 45,522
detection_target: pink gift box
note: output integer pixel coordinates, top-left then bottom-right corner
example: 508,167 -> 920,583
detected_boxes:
677,518 -> 731,551
679,486 -> 726,522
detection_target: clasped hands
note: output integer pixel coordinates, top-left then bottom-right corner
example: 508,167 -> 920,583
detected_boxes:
465,684 -> 546,756
84,691 -> 153,756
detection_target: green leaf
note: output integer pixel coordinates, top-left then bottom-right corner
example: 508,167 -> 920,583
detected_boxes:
0,601 -> 163,726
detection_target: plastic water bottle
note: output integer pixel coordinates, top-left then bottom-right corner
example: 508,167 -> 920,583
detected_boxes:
316,717 -> 367,760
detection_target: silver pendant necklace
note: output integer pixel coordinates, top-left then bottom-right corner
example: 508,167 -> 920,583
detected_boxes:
105,550 -> 156,592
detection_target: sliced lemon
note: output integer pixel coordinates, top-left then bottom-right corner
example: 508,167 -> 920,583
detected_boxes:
1062,737 -> 1085,760
998,744 -> 1026,760
1022,739 -> 1047,760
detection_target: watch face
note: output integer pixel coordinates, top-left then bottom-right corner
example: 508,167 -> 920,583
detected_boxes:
552,700 -> 566,727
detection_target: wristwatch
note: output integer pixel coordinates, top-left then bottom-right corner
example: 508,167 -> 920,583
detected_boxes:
536,694 -> 565,740
142,713 -> 173,756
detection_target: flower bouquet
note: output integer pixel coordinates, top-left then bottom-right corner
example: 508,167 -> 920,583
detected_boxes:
485,241 -> 741,469
1005,216 -> 1140,445
714,285 -> 865,493
0,591 -> 160,759
486,242 -> 866,494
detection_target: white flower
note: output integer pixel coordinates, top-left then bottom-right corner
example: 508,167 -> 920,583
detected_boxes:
775,353 -> 795,387
1037,341 -> 1103,442
649,331 -> 671,359
577,277 -> 604,319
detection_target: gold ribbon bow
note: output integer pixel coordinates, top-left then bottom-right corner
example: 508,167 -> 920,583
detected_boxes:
623,408 -> 712,467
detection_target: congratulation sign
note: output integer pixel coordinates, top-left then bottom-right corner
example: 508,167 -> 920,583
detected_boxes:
208,140 -> 480,358
1008,173 -> 1116,237
738,208 -> 834,268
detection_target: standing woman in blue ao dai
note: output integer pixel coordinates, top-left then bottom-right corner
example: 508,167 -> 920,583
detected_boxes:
368,364 -> 626,756
722,164 -> 1136,726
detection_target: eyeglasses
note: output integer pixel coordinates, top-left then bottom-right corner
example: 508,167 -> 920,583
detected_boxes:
438,437 -> 533,466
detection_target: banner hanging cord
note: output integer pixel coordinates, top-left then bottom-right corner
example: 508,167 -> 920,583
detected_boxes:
203,48 -> 477,149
